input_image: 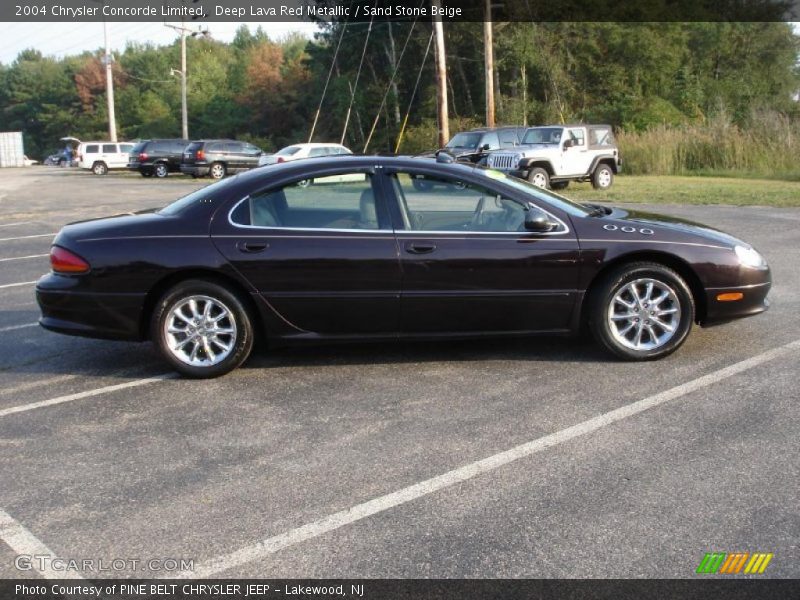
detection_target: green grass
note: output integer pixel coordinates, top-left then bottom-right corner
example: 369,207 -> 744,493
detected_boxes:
563,175 -> 800,208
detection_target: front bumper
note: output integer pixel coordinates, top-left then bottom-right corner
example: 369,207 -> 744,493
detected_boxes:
36,274 -> 146,341
700,281 -> 771,327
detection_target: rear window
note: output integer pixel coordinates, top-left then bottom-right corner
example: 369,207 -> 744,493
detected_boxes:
131,142 -> 147,153
159,177 -> 239,216
277,146 -> 301,156
185,142 -> 202,153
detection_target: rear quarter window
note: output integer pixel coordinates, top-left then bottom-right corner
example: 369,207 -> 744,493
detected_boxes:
85,144 -> 99,154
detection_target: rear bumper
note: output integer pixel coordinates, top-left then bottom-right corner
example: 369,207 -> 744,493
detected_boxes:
36,274 -> 145,341
700,281 -> 771,327
180,164 -> 209,176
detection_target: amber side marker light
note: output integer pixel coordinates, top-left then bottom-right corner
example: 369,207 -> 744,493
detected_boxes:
717,292 -> 744,302
50,246 -> 90,274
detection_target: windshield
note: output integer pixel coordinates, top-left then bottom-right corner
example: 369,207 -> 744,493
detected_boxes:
522,127 -> 564,145
277,146 -> 302,156
158,177 -> 239,216
479,168 -> 591,217
446,132 -> 482,148
131,142 -> 147,154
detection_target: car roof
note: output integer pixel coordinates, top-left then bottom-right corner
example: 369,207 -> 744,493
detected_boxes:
80,141 -> 133,145
525,124 -> 612,129
284,143 -> 348,149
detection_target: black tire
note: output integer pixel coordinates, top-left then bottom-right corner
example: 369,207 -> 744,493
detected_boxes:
296,179 -> 311,188
588,262 -> 694,361
92,161 -> 108,176
551,181 -> 570,191
151,280 -> 255,378
527,167 -> 550,189
209,162 -> 226,180
153,162 -> 169,178
592,163 -> 614,190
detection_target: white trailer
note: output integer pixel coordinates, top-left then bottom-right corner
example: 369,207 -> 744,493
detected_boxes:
0,131 -> 26,167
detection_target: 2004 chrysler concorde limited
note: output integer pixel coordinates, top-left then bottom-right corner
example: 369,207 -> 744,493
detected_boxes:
36,156 -> 771,378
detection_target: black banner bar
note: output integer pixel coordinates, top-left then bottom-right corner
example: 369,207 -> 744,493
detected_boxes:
2,0 -> 799,22
3,579 -> 800,600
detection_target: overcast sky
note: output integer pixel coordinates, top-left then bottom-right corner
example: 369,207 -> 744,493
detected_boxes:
0,21 -> 320,65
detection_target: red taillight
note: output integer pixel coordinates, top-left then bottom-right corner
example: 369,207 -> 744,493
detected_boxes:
139,152 -> 148,161
277,156 -> 285,163
50,246 -> 90,274
196,149 -> 205,160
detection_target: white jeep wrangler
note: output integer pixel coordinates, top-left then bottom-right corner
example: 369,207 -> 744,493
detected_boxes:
485,124 -> 621,190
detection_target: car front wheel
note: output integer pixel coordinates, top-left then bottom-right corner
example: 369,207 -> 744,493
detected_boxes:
152,280 -> 254,378
527,167 -> 550,189
92,161 -> 108,175
589,263 -> 694,361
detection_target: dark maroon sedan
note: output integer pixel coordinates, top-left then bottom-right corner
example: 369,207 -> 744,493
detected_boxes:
36,156 -> 770,377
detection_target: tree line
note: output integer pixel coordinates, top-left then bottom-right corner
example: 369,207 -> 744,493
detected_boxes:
1,22 -> 797,162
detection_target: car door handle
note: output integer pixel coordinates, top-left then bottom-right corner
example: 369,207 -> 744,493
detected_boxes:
237,242 -> 268,253
405,242 -> 436,254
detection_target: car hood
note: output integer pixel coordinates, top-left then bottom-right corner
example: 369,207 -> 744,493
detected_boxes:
605,207 -> 746,248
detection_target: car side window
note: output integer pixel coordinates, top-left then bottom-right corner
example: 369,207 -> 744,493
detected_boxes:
481,132 -> 500,149
498,129 -> 518,147
231,174 -> 384,231
566,128 -> 585,147
308,147 -> 328,157
391,173 -> 527,233
102,144 -> 116,153
589,127 -> 613,147
85,144 -> 98,153
207,143 -> 222,152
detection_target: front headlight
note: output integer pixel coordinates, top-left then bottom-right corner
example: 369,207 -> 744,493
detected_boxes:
734,245 -> 766,268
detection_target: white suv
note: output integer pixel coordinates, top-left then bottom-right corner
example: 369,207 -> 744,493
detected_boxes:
486,125 -> 621,190
78,141 -> 135,175
259,143 -> 352,166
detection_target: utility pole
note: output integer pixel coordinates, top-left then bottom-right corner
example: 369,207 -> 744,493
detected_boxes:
432,0 -> 449,147
484,0 -> 495,128
166,20 -> 192,139
92,0 -> 117,141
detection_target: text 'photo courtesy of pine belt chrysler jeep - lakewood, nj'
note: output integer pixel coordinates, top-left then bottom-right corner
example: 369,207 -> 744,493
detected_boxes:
486,124 -> 621,191
36,155 -> 770,378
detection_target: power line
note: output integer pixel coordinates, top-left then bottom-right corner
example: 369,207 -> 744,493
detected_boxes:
340,8 -> 375,146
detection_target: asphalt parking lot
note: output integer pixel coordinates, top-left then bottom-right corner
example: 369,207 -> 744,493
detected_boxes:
0,167 -> 798,580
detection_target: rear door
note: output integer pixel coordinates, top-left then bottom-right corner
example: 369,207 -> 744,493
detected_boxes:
210,167 -> 401,336
384,169 -> 581,334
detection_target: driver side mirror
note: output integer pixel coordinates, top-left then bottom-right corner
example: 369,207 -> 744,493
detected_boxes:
563,139 -> 573,149
481,143 -> 491,151
524,209 -> 558,232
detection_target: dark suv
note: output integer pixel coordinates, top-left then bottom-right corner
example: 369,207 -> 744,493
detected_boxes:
180,140 -> 264,179
128,139 -> 189,178
438,126 -> 527,163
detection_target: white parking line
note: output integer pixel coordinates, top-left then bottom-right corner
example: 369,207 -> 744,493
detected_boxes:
0,253 -> 48,262
0,280 -> 37,289
0,221 -> 35,228
0,373 -> 178,419
0,322 -> 38,333
0,508 -> 83,580
180,339 -> 800,578
0,233 -> 56,242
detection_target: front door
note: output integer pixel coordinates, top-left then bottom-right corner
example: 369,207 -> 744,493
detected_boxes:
384,170 -> 581,335
211,170 -> 401,336
560,128 -> 590,175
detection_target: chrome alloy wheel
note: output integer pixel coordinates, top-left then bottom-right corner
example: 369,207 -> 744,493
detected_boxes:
210,163 -> 225,179
164,295 -> 237,367
607,278 -> 681,351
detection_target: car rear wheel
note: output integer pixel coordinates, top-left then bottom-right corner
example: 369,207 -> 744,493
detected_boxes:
141,170 -> 153,177
92,161 -> 108,176
592,164 -> 614,190
527,167 -> 550,189
209,162 -> 226,180
589,262 -> 694,361
152,280 -> 254,378
153,163 -> 169,178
